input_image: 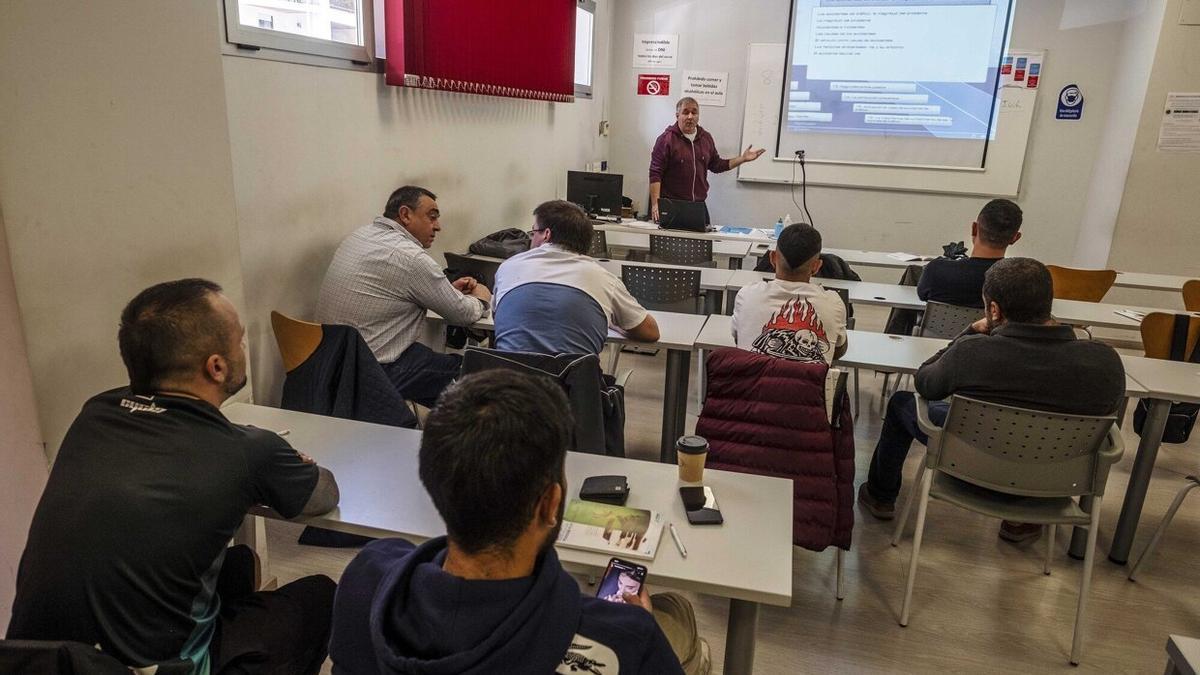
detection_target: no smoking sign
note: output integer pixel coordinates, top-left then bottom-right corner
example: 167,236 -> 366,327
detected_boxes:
637,74 -> 670,96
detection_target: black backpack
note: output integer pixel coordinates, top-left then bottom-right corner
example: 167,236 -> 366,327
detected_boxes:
1133,314 -> 1200,443
468,228 -> 530,259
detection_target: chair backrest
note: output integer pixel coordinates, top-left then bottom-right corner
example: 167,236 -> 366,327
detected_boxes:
1047,265 -> 1117,302
829,286 -> 854,325
931,395 -> 1117,498
649,234 -> 713,265
1140,312 -> 1200,360
270,310 -> 323,372
918,301 -> 983,338
444,252 -> 500,290
588,229 -> 609,258
1183,279 -> 1200,312
460,348 -> 610,455
621,265 -> 702,314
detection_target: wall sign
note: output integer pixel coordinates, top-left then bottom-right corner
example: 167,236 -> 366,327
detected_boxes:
633,34 -> 678,68
637,74 -> 671,96
1056,84 -> 1084,120
1157,92 -> 1200,152
682,70 -> 728,107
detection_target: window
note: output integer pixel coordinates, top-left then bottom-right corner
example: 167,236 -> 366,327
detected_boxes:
574,0 -> 596,98
224,0 -> 374,65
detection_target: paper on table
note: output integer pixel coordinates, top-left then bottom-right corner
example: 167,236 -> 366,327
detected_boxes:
626,221 -> 659,230
887,252 -> 926,262
1114,309 -> 1147,322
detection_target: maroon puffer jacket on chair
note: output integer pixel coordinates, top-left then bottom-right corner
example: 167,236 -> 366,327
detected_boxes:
695,348 -> 854,551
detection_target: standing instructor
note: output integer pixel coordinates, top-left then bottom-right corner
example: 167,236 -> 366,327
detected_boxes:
648,97 -> 765,223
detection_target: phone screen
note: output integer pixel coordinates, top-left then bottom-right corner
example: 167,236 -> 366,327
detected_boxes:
596,558 -> 647,604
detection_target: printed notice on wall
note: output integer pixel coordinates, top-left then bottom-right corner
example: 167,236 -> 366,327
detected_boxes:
1157,92 -> 1200,153
682,71 -> 728,107
633,34 -> 678,68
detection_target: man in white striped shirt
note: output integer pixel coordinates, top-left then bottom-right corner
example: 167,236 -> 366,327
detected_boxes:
316,186 -> 491,406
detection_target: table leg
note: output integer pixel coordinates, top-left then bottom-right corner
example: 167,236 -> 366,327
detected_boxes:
725,599 -> 760,675
660,349 -> 691,463
234,515 -> 275,589
1109,398 -> 1170,564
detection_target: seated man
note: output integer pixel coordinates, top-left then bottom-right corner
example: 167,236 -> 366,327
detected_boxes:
316,185 -> 492,406
859,258 -> 1126,542
917,198 -> 1023,308
493,199 -> 659,354
732,222 -> 848,364
330,370 -> 710,675
7,279 -> 340,674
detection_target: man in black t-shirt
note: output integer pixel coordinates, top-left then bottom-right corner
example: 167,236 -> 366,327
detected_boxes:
7,279 -> 340,675
917,199 -> 1023,308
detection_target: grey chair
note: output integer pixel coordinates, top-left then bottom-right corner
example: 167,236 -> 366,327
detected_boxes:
621,265 -> 703,314
1128,474 -> 1200,581
917,300 -> 984,338
893,394 -> 1123,665
647,234 -> 716,267
587,229 -> 610,258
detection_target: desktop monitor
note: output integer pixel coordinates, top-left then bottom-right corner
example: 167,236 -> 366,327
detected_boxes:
567,171 -> 623,218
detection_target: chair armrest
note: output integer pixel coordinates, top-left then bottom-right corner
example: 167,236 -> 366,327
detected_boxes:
1092,423 -> 1125,497
913,393 -> 943,439
614,368 -> 633,389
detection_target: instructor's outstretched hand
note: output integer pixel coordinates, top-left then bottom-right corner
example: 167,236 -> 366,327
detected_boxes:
741,145 -> 766,163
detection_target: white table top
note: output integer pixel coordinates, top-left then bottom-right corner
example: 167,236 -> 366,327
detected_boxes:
697,315 -> 1149,395
1113,271 -> 1193,292
427,308 -> 708,352
224,403 -> 794,607
1120,356 -> 1200,404
726,273 -> 1183,330
1168,635 -> 1200,675
602,229 -> 752,258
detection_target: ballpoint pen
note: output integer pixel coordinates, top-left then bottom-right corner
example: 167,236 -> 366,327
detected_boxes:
669,522 -> 688,558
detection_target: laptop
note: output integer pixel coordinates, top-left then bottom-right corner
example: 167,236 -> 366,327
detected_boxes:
658,198 -> 710,232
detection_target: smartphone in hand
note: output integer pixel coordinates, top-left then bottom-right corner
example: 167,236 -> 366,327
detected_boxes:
596,558 -> 647,604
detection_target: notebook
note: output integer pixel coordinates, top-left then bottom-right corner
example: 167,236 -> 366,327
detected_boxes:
556,499 -> 664,561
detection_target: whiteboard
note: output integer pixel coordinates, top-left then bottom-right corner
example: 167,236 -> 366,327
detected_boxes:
737,43 -> 1040,197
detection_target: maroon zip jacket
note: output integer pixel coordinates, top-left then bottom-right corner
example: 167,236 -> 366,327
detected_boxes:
648,123 -> 732,203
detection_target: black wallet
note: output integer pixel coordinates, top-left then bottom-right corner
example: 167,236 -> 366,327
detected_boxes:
579,475 -> 629,506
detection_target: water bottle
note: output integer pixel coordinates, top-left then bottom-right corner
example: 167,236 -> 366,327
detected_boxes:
774,217 -> 784,239
783,213 -> 793,227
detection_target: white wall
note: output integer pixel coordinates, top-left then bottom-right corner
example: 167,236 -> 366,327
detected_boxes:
222,0 -> 615,403
0,1 -> 250,457
0,213 -> 47,636
1108,0 -> 1200,277
608,0 -> 1172,273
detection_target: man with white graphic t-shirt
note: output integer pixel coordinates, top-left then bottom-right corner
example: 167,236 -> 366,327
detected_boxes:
732,223 -> 848,364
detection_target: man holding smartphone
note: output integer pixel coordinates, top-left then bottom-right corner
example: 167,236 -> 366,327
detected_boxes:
329,371 -> 711,674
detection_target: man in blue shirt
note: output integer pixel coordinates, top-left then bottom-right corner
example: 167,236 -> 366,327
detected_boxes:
493,200 -> 659,354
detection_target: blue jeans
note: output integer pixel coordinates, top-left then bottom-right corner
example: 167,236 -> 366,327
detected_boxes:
866,391 -> 949,504
381,342 -> 461,409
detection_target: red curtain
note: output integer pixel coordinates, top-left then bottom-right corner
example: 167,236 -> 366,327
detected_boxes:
385,0 -> 575,103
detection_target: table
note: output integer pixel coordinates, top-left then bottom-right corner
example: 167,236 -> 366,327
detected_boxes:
426,309 -> 708,463
1166,635 -> 1200,675
1107,355 -> 1200,564
726,272 -> 1183,331
223,403 -> 794,675
1114,271 -> 1193,293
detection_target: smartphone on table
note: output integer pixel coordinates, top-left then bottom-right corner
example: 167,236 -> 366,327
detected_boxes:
596,557 -> 647,604
679,485 -> 723,525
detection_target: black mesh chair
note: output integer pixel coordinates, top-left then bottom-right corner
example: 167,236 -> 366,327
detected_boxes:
621,265 -> 703,315
460,348 -> 625,456
444,252 -> 501,290
917,301 -> 984,338
588,230 -> 610,258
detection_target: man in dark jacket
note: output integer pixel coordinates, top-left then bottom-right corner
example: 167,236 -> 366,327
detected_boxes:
329,370 -> 709,674
858,258 -> 1125,543
649,97 -> 764,223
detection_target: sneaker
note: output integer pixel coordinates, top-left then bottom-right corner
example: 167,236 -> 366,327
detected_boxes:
999,521 -> 1042,543
857,483 -> 895,521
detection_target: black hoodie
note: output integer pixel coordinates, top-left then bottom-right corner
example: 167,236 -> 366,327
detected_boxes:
330,537 -> 684,674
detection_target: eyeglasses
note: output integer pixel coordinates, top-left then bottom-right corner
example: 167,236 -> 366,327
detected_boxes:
527,228 -> 548,236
